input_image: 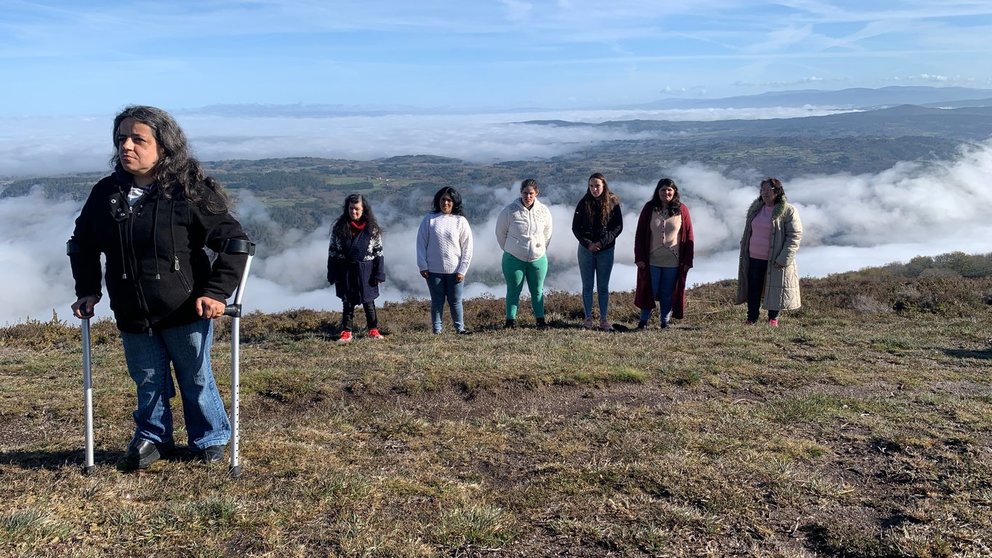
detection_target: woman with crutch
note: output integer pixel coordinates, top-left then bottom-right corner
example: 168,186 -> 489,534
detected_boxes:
68,105 -> 249,472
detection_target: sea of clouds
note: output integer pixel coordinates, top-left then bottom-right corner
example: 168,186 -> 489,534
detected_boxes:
2,106 -> 991,326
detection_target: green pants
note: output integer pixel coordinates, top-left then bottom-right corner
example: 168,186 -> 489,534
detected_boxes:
501,252 -> 548,320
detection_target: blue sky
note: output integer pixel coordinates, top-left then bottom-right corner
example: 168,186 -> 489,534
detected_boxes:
3,0 -> 992,116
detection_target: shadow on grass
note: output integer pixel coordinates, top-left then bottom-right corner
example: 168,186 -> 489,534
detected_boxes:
464,321 -> 598,333
0,449 -> 120,471
942,348 -> 992,360
0,447 -> 209,471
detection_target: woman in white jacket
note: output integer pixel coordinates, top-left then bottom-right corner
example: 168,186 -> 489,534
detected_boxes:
417,187 -> 474,334
495,178 -> 554,328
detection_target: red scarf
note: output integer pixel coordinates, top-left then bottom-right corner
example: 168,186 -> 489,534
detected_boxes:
349,220 -> 367,237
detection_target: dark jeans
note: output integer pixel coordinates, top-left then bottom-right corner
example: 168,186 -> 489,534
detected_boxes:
342,300 -> 378,331
747,257 -> 780,323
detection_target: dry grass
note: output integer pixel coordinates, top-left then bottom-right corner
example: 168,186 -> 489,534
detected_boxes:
2,262 -> 992,557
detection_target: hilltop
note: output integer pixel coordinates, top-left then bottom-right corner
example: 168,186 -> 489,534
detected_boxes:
2,254 -> 991,556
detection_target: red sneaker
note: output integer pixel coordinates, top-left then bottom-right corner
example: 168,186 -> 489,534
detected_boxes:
367,328 -> 383,339
768,319 -> 779,327
337,330 -> 353,343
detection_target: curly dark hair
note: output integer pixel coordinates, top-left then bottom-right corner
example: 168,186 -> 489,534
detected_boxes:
432,186 -> 465,216
648,178 -> 682,217
332,193 -> 381,239
112,105 -> 230,214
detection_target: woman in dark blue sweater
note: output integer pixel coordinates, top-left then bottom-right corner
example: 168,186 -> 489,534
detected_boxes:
327,194 -> 386,342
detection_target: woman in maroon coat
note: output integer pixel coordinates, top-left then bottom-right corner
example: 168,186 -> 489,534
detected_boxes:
633,178 -> 694,329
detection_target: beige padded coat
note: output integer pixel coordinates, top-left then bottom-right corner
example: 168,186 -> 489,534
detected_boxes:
735,197 -> 803,310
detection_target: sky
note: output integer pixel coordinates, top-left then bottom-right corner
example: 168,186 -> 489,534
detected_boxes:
3,0 -> 992,116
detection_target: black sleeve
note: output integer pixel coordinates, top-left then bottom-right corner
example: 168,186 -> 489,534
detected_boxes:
194,192 -> 249,301
601,203 -> 624,247
67,183 -> 106,299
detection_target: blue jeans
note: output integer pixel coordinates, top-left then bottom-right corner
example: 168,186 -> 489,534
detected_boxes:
120,319 -> 230,450
577,245 -> 615,320
502,253 -> 548,320
426,272 -> 465,333
639,266 -> 678,325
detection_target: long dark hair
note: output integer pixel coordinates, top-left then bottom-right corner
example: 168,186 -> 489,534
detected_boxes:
112,105 -> 230,214
584,172 -> 619,226
332,193 -> 380,238
432,186 -> 465,216
760,177 -> 786,205
648,178 -> 682,217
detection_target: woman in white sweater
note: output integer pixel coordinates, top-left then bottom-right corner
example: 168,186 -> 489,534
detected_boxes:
495,178 -> 554,328
417,187 -> 474,334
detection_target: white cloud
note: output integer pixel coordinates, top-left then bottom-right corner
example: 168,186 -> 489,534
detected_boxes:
4,108 -> 992,326
0,107 -> 855,178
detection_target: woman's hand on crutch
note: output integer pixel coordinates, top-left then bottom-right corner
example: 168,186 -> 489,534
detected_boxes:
195,296 -> 227,319
72,295 -> 100,319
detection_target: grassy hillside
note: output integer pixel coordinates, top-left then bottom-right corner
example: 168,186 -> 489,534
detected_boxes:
2,257 -> 991,557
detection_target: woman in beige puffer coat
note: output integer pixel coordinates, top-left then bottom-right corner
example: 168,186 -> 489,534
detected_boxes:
735,177 -> 802,326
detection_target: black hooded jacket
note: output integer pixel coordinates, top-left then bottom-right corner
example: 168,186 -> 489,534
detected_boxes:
68,171 -> 248,333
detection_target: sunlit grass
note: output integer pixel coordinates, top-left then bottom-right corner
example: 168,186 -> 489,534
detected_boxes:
2,266 -> 991,556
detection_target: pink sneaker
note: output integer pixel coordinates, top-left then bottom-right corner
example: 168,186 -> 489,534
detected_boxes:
337,330 -> 353,343
768,319 -> 779,327
583,317 -> 594,329
367,328 -> 383,339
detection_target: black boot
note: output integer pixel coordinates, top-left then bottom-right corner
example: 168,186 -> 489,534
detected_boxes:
504,319 -> 516,329
117,439 -> 161,471
198,445 -> 226,463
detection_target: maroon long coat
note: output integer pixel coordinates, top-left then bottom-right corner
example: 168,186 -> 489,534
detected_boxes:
633,203 -> 694,319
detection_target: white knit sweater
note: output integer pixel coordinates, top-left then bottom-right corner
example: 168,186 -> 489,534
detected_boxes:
495,198 -> 553,262
416,212 -> 474,275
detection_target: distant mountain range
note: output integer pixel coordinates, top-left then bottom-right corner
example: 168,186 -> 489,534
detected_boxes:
180,86 -> 992,118
11,87 -> 992,242
525,104 -> 992,143
629,86 -> 992,111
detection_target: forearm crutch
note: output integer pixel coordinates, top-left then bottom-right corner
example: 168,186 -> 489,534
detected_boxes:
67,239 -> 97,474
81,317 -> 95,475
222,239 -> 256,477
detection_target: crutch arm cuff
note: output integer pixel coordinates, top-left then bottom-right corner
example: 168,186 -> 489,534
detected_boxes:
221,239 -> 256,256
